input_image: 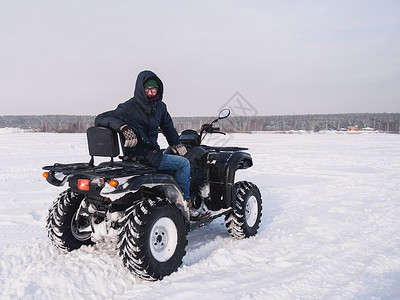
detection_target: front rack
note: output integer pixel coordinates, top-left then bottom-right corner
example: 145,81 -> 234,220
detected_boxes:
202,146 -> 248,152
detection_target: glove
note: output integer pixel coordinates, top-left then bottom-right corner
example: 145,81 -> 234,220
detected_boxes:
171,144 -> 187,156
120,125 -> 137,147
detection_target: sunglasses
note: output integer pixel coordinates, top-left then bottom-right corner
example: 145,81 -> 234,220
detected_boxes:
145,87 -> 157,93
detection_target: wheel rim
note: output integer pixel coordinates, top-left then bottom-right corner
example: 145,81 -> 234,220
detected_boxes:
150,217 -> 178,262
245,196 -> 258,228
71,212 -> 92,241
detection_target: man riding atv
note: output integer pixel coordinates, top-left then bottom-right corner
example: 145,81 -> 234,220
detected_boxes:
94,70 -> 208,220
44,70 -> 262,280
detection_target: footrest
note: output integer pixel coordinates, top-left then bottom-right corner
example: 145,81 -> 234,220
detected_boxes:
189,208 -> 232,231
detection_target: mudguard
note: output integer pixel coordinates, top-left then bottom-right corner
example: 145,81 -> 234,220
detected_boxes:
224,151 -> 253,208
209,151 -> 253,209
100,173 -> 189,221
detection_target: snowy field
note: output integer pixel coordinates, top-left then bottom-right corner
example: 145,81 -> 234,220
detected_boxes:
0,129 -> 400,299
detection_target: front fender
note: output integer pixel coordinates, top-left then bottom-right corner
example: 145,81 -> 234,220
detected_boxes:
224,151 -> 253,208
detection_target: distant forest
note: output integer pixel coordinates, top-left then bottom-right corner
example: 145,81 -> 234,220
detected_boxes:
0,113 -> 399,133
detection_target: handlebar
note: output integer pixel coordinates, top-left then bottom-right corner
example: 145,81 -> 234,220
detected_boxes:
200,124 -> 226,137
194,109 -> 231,142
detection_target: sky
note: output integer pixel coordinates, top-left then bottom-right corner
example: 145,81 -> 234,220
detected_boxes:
1,0 -> 399,117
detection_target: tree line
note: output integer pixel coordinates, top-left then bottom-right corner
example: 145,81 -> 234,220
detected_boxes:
0,113 -> 399,133
0,115 -> 94,133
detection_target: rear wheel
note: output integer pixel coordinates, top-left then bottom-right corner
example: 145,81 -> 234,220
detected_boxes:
46,189 -> 94,251
118,197 -> 188,281
225,181 -> 262,239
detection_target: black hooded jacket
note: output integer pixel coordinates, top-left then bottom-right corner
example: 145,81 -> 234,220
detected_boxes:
94,70 -> 179,167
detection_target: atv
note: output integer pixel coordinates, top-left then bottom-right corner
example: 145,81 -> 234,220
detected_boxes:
43,109 -> 262,281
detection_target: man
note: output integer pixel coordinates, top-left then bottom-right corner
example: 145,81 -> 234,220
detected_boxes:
95,70 -> 207,220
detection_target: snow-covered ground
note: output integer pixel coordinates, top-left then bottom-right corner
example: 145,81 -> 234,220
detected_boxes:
1,129 -> 399,299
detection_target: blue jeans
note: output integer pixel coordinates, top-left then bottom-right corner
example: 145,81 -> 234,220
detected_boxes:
157,154 -> 190,200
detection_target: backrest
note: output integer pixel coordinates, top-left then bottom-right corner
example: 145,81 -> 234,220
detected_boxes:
86,126 -> 120,158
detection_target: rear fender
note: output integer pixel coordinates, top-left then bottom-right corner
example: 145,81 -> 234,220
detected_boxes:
100,174 -> 189,221
45,172 -> 70,187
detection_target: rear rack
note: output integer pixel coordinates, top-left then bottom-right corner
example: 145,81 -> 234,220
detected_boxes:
43,161 -> 155,177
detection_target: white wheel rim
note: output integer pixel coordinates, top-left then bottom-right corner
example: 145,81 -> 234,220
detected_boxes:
245,196 -> 258,227
150,217 -> 178,262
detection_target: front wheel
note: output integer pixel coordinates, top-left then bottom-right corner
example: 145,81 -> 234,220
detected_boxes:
118,197 -> 188,281
225,181 -> 262,239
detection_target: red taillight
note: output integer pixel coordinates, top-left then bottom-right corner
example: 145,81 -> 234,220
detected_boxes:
78,179 -> 90,191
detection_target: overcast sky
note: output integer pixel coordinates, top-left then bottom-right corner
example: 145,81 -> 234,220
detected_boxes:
1,0 -> 399,117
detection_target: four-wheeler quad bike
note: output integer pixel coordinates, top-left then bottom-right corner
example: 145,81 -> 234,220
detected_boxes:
43,109 -> 262,281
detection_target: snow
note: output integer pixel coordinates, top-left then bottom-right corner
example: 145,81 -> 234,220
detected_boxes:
1,129 -> 400,299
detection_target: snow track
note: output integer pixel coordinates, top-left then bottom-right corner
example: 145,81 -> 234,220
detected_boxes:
1,131 -> 399,299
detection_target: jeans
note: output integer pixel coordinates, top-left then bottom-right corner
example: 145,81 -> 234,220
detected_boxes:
157,154 -> 190,200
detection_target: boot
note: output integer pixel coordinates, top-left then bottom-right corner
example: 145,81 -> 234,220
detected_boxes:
187,199 -> 210,221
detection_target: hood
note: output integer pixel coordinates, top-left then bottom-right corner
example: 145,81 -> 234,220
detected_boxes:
133,70 -> 164,107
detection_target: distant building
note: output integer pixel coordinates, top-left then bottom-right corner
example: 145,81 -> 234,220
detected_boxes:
347,125 -> 359,131
361,127 -> 375,132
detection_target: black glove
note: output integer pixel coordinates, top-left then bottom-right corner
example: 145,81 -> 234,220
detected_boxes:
120,125 -> 137,147
171,144 -> 187,156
